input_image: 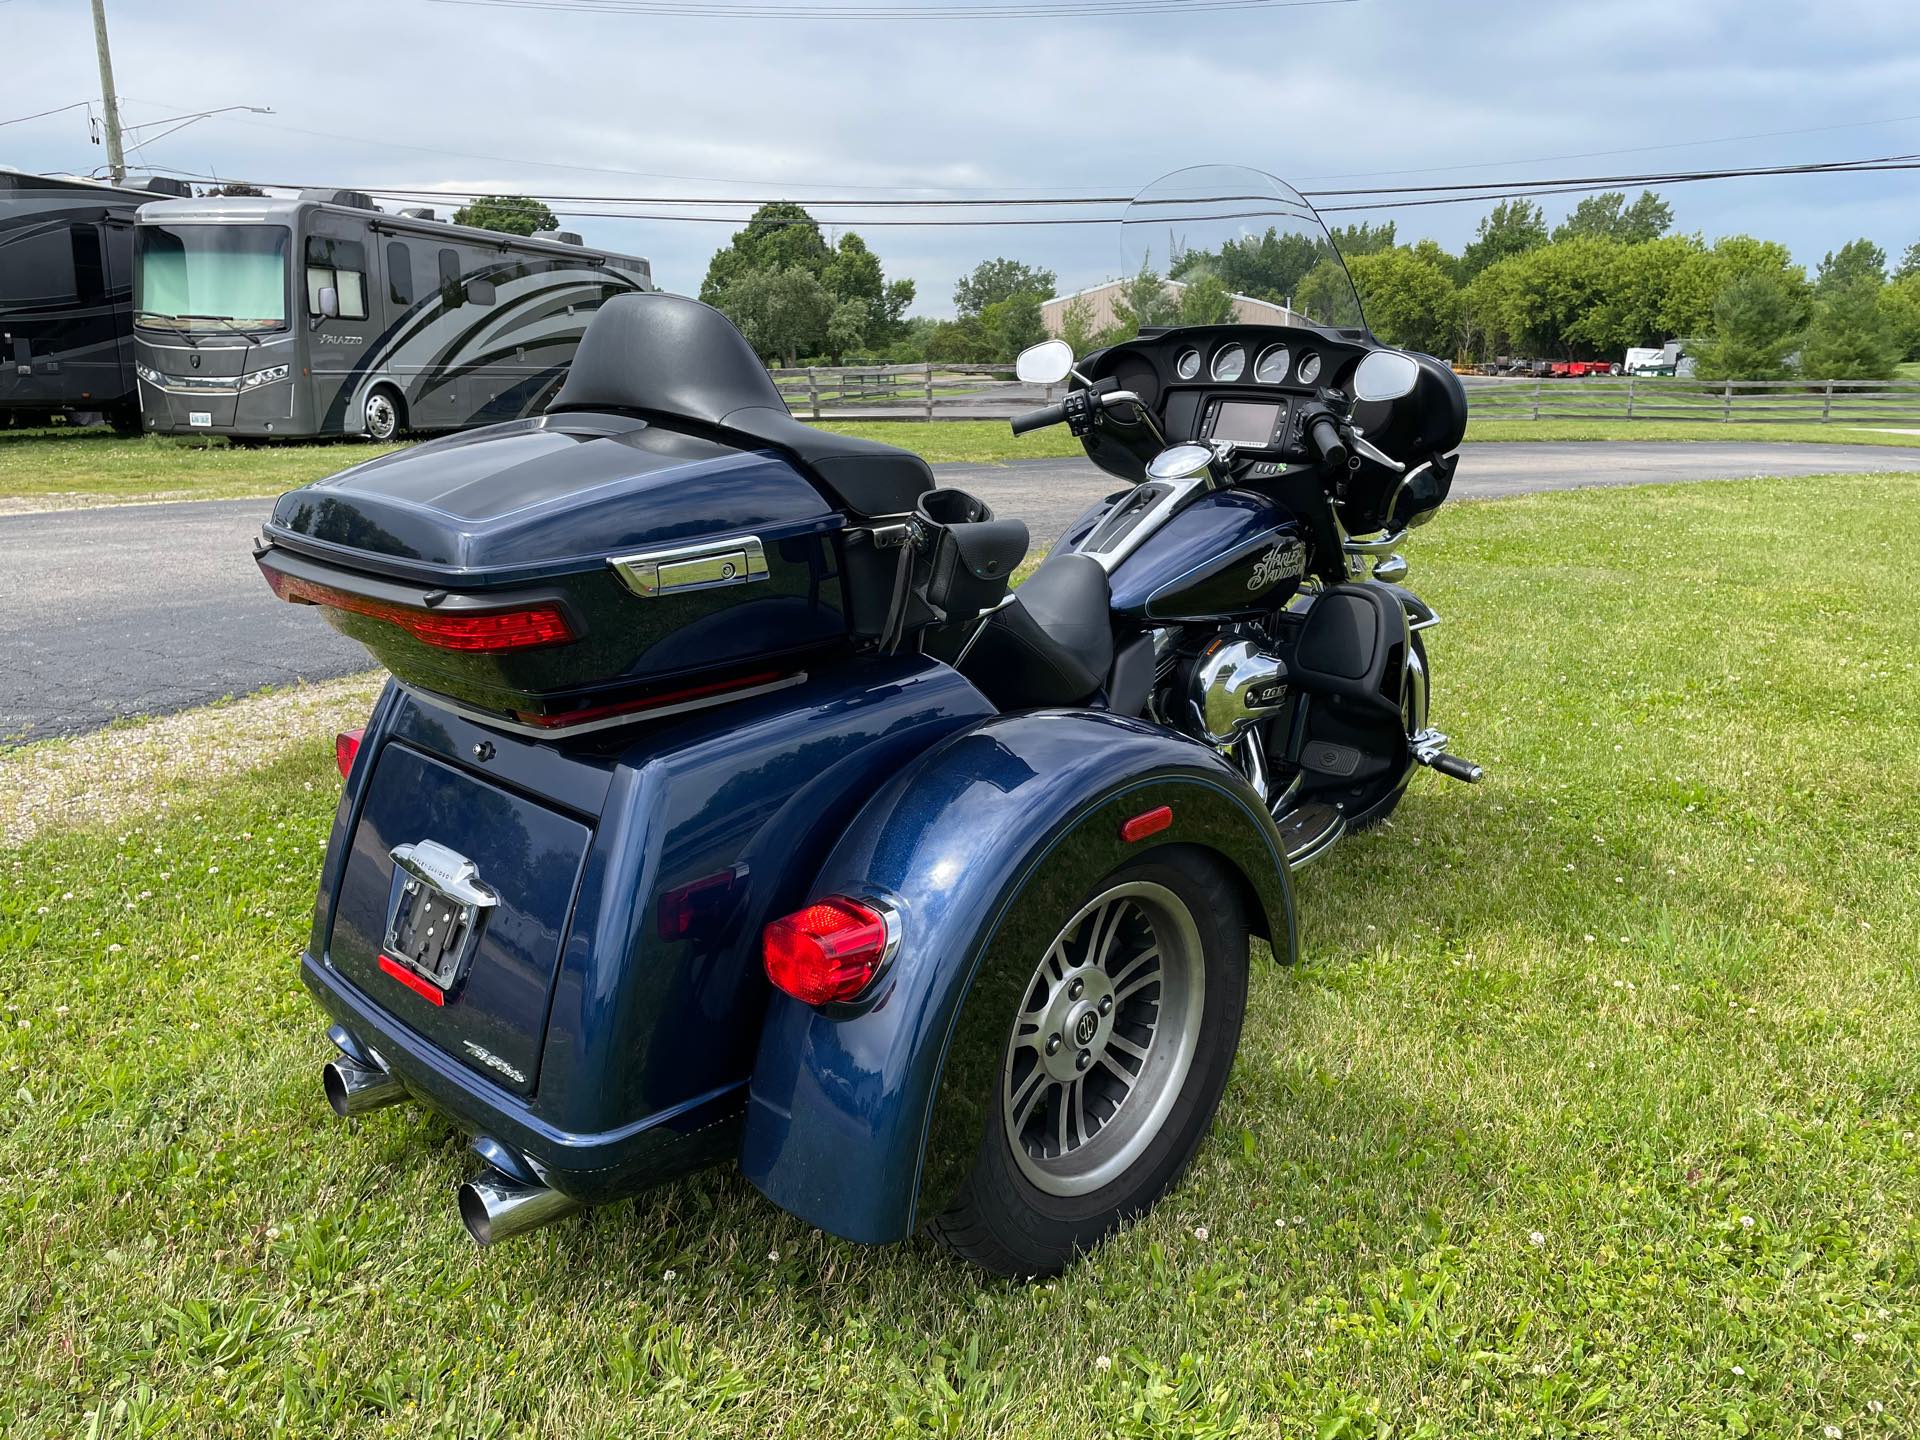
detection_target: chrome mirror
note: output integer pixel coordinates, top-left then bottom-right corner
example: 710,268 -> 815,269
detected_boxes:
318,285 -> 340,320
1015,339 -> 1074,385
1353,349 -> 1420,402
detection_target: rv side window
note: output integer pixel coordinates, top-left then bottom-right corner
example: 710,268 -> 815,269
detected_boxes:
438,248 -> 464,309
0,228 -> 77,305
304,236 -> 368,320
387,240 -> 416,307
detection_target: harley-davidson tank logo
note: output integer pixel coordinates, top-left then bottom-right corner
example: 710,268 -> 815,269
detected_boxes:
1247,540 -> 1307,592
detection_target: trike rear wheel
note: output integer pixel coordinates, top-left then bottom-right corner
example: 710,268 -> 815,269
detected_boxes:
928,846 -> 1248,1277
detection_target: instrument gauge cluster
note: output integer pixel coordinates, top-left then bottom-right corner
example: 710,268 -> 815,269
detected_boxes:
1254,345 -> 1290,384
1295,351 -> 1322,385
1210,343 -> 1247,383
1174,348 -> 1202,380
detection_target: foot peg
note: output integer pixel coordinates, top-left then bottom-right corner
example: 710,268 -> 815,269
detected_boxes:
1411,729 -> 1484,784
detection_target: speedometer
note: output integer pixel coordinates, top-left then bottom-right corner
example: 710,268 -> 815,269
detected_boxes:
1210,343 -> 1247,382
1174,348 -> 1201,380
1296,351 -> 1322,385
1254,345 -> 1290,384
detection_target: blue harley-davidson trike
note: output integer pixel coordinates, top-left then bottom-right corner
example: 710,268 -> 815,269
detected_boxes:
257,167 -> 1479,1275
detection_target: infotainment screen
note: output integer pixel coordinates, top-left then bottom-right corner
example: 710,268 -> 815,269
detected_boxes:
1212,399 -> 1283,446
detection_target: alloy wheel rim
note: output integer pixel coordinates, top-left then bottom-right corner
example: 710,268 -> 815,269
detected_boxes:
367,395 -> 396,438
1001,879 -> 1205,1197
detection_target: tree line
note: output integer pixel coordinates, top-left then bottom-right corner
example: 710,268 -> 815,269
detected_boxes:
457,191 -> 1920,380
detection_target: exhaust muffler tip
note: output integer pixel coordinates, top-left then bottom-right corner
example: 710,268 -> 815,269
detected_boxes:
458,1167 -> 582,1247
322,1054 -> 407,1118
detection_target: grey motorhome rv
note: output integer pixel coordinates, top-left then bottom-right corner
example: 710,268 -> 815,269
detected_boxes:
0,167 -> 190,429
132,191 -> 653,441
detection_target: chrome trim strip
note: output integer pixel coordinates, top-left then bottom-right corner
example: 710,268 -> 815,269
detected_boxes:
608,535 -> 768,598
394,672 -> 808,739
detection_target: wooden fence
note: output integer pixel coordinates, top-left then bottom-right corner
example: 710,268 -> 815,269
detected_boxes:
765,365 -> 1920,427
1463,376 -> 1920,426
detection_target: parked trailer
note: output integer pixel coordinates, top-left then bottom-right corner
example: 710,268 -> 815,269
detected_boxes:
0,167 -> 191,430
132,191 -> 653,441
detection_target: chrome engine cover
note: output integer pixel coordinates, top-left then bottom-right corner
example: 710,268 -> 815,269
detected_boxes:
1185,637 -> 1289,745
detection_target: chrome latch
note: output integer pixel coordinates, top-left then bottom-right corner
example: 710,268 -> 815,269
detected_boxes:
609,535 -> 768,598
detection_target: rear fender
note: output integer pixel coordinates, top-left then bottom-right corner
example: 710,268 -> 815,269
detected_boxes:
738,710 -> 1296,1244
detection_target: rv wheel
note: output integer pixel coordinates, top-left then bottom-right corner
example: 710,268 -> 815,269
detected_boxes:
927,847 -> 1248,1277
364,388 -> 405,443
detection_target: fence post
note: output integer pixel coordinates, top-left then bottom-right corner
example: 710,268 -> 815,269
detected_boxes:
924,363 -> 934,421
1722,379 -> 1733,423
1822,380 -> 1833,422
1530,379 -> 1542,421
807,368 -> 820,421
1626,375 -> 1635,419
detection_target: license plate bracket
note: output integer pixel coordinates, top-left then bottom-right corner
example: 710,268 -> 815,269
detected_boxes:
382,840 -> 497,996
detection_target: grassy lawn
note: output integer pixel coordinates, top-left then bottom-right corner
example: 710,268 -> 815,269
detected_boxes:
3,470 -> 1916,1436
7,417 -> 1920,510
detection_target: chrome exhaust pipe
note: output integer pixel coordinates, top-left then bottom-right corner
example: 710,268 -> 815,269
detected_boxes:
322,1054 -> 407,1117
458,1167 -> 582,1247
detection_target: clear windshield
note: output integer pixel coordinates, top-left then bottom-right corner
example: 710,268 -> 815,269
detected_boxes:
1114,165 -> 1366,335
135,224 -> 290,332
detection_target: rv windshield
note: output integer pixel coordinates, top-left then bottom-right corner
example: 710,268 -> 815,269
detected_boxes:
135,224 -> 290,332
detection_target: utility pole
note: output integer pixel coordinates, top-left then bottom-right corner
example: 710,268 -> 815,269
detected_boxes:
90,0 -> 126,183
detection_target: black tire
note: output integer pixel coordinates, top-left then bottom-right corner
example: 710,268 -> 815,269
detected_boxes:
363,387 -> 405,443
1347,630 -> 1429,832
928,846 -> 1249,1277
107,405 -> 143,436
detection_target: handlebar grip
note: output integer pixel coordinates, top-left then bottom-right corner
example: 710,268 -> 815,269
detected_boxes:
1010,402 -> 1067,436
1309,416 -> 1349,469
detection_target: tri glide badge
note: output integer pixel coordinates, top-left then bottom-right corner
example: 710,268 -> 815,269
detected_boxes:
1247,539 -> 1307,592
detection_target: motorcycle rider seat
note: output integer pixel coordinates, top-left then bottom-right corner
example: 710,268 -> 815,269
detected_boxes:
959,552 -> 1114,710
549,292 -> 934,518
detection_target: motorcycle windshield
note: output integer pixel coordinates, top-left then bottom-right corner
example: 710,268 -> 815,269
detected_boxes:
1115,165 -> 1367,336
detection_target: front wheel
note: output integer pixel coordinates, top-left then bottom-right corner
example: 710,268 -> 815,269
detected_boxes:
927,847 -> 1248,1277
363,387 -> 404,443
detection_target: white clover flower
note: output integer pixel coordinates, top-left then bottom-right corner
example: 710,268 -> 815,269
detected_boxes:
1094,1355 -> 1112,1372
1738,1215 -> 1755,1230
1192,1226 -> 1208,1241
767,1249 -> 779,1262
1528,1231 -> 1545,1247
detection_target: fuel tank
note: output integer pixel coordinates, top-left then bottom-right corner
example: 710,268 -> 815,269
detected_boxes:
1100,487 -> 1307,623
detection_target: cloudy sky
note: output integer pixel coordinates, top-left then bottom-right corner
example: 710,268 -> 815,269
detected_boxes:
5,0 -> 1919,314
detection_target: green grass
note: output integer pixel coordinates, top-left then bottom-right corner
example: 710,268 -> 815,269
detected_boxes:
1895,361 -> 1920,380
4,473 -> 1920,1436
0,427 -> 405,507
9,416 -> 1920,509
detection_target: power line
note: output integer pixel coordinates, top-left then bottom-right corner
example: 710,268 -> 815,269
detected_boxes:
0,100 -> 93,130
427,0 -> 1355,16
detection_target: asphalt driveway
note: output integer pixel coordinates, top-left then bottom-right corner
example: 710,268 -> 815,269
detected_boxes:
6,440 -> 1918,743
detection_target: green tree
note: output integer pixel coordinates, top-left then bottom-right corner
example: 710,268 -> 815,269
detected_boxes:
1176,272 -> 1235,325
1800,277 -> 1902,380
452,195 -> 558,236
1173,228 -> 1321,304
954,259 -> 1057,318
1293,258 -> 1358,327
821,233 -> 915,348
716,265 -> 833,368
1109,260 -> 1177,339
1460,199 -> 1548,278
824,298 -> 868,364
1059,294 -> 1099,357
1887,272 -> 1920,360
1328,220 -> 1396,258
923,316 -> 987,364
1897,241 -> 1920,281
1816,239 -> 1887,295
1347,245 -> 1459,355
1571,235 -> 1705,354
1690,269 -> 1808,381
1552,189 -> 1673,244
980,291 -> 1047,361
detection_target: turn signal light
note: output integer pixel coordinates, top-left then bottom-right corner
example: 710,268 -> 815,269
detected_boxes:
335,727 -> 364,779
762,897 -> 893,1005
262,566 -> 575,652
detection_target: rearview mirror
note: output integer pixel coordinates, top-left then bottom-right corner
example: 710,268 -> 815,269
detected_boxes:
318,285 -> 340,320
1015,339 -> 1074,385
1353,349 -> 1420,402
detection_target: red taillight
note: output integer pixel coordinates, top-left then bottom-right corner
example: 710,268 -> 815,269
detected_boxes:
335,727 -> 364,779
261,566 -> 574,652
762,896 -> 893,1005
1120,804 -> 1173,843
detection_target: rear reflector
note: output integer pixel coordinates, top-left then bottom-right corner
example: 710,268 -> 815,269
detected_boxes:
335,727 -> 364,779
1120,804 -> 1173,843
763,896 -> 893,1005
377,953 -> 446,1006
262,566 -> 574,652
